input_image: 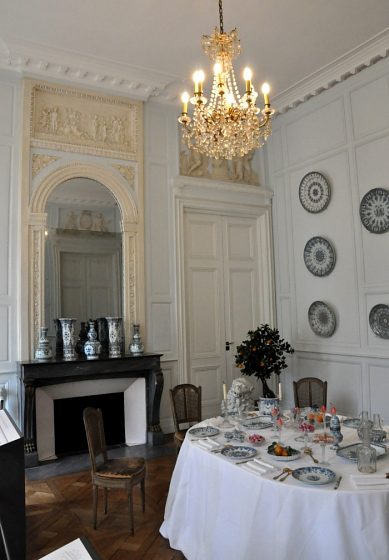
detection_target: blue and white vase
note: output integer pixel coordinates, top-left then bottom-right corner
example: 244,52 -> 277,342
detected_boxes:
35,327 -> 53,361
106,317 -> 122,358
84,320 -> 101,360
259,397 -> 280,416
129,323 -> 144,355
59,318 -> 77,360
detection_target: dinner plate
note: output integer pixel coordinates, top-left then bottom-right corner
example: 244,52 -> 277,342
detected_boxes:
292,466 -> 336,485
267,448 -> 301,462
221,445 -> 257,460
343,418 -> 373,429
241,417 -> 273,429
188,426 -> 220,438
336,443 -> 386,462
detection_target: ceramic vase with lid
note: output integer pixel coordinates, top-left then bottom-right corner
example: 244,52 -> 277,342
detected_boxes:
129,323 -> 144,355
259,397 -> 279,416
84,320 -> 102,360
59,318 -> 77,361
106,317 -> 122,358
35,327 -> 53,361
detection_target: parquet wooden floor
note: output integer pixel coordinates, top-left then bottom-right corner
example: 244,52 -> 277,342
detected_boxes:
25,454 -> 186,560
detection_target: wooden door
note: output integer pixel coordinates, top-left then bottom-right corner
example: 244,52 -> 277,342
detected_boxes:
184,211 -> 262,418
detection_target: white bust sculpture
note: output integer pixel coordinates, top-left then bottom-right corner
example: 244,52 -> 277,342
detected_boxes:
226,377 -> 255,415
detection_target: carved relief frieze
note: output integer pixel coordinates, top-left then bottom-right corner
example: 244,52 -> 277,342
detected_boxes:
31,154 -> 60,178
113,164 -> 135,188
30,82 -> 141,160
179,145 -> 260,186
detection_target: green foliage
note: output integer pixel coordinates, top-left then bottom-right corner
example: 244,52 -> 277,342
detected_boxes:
235,324 -> 294,382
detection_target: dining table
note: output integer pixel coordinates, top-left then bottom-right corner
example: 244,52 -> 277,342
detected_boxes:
160,413 -> 389,560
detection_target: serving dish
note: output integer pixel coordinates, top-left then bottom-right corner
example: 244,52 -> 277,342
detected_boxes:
188,426 -> 220,438
336,443 -> 386,462
242,417 -> 273,429
221,445 -> 257,460
267,443 -> 301,462
292,466 -> 336,485
343,418 -> 373,429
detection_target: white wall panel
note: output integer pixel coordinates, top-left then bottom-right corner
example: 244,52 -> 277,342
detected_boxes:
350,75 -> 389,139
285,99 -> 346,165
149,302 -> 173,353
355,136 -> 389,287
0,145 -> 11,295
0,83 -> 14,136
148,163 -> 171,297
147,108 -> 168,163
0,306 -> 9,362
369,364 -> 389,422
268,129 -> 284,172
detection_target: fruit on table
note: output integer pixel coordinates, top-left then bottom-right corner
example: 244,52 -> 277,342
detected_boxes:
268,442 -> 296,457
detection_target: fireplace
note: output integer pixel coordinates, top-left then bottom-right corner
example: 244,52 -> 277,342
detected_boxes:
54,392 -> 125,456
18,353 -> 164,466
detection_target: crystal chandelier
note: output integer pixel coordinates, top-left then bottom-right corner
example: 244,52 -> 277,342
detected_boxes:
178,0 -> 275,160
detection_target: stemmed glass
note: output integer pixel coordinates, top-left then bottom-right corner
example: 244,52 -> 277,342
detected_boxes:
299,420 -> 315,450
271,406 -> 280,440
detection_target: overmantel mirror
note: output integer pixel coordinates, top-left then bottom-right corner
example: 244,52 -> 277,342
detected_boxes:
27,162 -> 144,359
44,177 -> 123,345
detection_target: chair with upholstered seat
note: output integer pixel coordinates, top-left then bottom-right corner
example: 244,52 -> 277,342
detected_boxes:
169,384 -> 202,449
293,377 -> 328,409
83,407 -> 145,534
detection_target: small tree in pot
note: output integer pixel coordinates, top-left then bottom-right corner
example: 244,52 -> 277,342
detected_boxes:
235,324 -> 294,398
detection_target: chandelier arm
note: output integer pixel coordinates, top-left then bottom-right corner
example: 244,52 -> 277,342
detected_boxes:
219,0 -> 224,33
257,114 -> 271,129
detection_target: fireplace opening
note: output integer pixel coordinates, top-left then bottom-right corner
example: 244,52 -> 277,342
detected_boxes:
54,392 -> 125,456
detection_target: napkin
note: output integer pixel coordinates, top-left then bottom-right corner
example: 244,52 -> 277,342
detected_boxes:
351,475 -> 389,488
195,438 -> 221,451
253,458 -> 276,470
241,461 -> 268,475
196,417 -> 224,428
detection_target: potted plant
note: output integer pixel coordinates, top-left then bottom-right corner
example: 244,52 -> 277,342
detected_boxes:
235,325 -> 294,408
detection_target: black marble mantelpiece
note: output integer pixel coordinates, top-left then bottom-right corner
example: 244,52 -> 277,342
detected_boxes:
18,353 -> 164,466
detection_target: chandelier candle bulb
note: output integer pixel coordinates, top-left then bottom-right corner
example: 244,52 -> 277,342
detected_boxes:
261,82 -> 270,105
278,381 -> 282,401
243,67 -> 252,94
223,383 -> 227,400
181,92 -> 190,114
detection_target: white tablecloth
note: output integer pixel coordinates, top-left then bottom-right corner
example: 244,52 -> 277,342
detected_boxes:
160,418 -> 389,560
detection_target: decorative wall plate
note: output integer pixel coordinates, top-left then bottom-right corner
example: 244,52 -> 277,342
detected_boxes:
308,301 -> 336,337
359,188 -> 389,233
303,237 -> 336,277
369,304 -> 389,339
299,172 -> 331,213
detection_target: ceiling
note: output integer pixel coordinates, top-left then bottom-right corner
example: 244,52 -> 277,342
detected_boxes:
1,1 -> 389,111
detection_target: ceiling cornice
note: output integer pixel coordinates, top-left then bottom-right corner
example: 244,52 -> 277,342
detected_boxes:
273,27 -> 389,114
1,29 -> 389,110
0,36 -> 181,102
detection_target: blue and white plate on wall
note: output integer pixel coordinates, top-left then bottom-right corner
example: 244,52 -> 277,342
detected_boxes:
292,466 -> 336,485
188,426 -> 220,438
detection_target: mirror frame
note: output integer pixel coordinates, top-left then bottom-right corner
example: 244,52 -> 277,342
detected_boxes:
28,162 -> 144,358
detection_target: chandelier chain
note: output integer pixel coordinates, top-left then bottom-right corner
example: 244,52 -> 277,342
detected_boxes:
219,0 -> 224,33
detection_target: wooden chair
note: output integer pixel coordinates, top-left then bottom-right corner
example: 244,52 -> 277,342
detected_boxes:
293,377 -> 328,409
83,407 -> 145,535
169,384 -> 202,449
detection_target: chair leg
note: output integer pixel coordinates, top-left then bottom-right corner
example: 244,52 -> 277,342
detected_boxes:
141,478 -> 146,513
128,488 -> 134,536
92,485 -> 98,530
103,488 -> 108,515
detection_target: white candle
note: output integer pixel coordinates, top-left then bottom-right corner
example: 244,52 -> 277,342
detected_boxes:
278,381 -> 282,401
223,383 -> 227,401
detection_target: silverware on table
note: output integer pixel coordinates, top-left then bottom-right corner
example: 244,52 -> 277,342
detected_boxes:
279,469 -> 293,482
235,458 -> 255,465
333,476 -> 342,490
273,467 -> 292,480
304,448 -> 319,464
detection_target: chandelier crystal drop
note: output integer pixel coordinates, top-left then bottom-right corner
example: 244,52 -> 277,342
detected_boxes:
178,0 -> 275,160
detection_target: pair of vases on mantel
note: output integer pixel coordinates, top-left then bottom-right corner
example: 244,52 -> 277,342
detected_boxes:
35,319 -> 144,361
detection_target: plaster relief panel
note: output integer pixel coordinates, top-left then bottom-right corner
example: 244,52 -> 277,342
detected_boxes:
31,154 -> 60,178
30,82 -> 141,160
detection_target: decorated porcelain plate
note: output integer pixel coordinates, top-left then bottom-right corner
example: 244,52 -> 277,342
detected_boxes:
299,172 -> 331,213
221,445 -> 257,460
359,188 -> 389,234
242,417 -> 273,429
343,417 -> 362,429
304,237 -> 336,277
188,426 -> 220,438
292,466 -> 336,485
336,443 -> 386,462
369,304 -> 389,339
308,301 -> 337,337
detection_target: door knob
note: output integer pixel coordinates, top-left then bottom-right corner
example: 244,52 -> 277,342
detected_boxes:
225,341 -> 234,351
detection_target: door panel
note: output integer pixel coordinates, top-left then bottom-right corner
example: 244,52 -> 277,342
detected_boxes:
184,211 -> 263,417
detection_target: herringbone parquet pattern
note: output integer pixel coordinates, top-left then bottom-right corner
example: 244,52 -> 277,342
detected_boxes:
26,455 -> 185,560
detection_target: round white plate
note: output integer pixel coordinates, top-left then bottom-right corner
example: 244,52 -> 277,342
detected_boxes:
221,445 -> 257,460
188,426 -> 220,438
292,466 -> 336,485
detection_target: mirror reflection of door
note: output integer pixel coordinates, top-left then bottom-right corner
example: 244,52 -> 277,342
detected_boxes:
44,178 -> 122,339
